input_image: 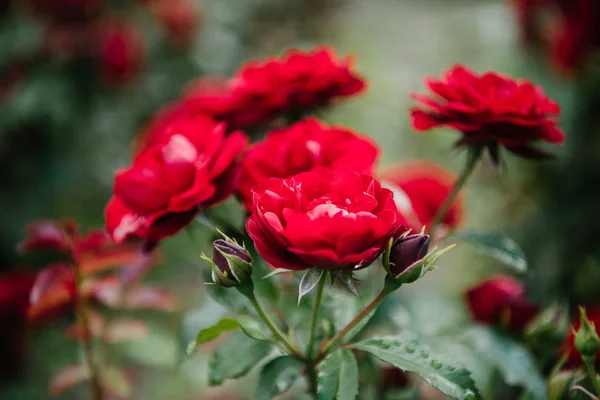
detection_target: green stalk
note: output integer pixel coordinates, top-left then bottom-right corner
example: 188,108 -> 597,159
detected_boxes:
429,146 -> 482,237
306,274 -> 326,358
237,283 -> 301,358
317,278 -> 401,362
584,358 -> 600,397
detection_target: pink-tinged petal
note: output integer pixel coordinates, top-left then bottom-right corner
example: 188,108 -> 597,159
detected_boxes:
105,197 -> 147,244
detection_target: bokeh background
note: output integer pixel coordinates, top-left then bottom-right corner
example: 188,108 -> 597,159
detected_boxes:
2,0 -> 598,398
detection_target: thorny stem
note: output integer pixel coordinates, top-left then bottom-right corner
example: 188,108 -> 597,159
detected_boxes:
429,146 -> 482,238
306,274 -> 326,358
317,278 -> 401,362
73,261 -> 103,400
237,283 -> 302,359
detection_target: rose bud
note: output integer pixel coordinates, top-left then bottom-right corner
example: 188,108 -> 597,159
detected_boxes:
574,306 -> 600,363
383,232 -> 453,285
201,239 -> 252,288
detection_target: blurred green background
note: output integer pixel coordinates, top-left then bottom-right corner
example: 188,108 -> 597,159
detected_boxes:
2,0 -> 598,398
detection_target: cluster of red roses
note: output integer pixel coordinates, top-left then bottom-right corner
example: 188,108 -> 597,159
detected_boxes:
513,0 -> 600,73
1,0 -> 199,86
106,47 -> 565,274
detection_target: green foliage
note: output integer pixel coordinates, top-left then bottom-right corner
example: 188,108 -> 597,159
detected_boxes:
353,335 -> 481,400
317,349 -> 359,400
256,356 -> 303,400
299,268 -> 325,305
453,231 -> 527,272
208,332 -> 274,386
462,326 -> 547,400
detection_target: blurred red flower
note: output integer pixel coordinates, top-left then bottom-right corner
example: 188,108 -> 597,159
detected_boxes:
0,270 -> 36,380
236,117 -> 379,211
411,64 -> 565,159
183,46 -> 366,129
561,306 -> 600,367
465,275 -> 539,333
106,114 -> 247,245
94,20 -> 144,85
378,161 -> 463,234
151,0 -> 200,45
246,168 -> 402,271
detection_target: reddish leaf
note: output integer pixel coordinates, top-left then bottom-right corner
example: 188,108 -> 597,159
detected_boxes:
65,311 -> 104,341
19,220 -> 71,254
123,286 -> 178,311
100,367 -> 132,398
28,264 -> 76,323
49,364 -> 89,396
104,319 -> 148,343
85,277 -> 122,307
79,248 -> 144,276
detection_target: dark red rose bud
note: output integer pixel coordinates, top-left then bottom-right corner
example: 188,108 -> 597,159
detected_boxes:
388,234 -> 430,278
201,239 -> 252,287
380,365 -> 410,390
94,20 -> 144,86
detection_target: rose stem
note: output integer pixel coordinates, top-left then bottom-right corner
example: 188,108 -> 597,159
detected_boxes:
584,359 -> 600,397
317,278 -> 401,362
237,283 -> 302,358
72,260 -> 103,400
306,273 -> 326,358
429,146 -> 482,238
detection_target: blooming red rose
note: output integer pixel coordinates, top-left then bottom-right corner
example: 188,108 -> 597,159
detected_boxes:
465,275 -> 539,333
236,117 -> 379,211
183,46 -> 366,129
106,114 -> 247,245
94,20 -> 144,85
379,161 -> 463,234
246,168 -> 402,271
411,64 -> 565,159
561,306 -> 600,367
0,270 -> 36,380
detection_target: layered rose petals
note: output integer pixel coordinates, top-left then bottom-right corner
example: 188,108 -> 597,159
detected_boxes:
411,64 -> 565,158
465,275 -> 539,334
246,168 -> 403,271
236,118 -> 379,211
183,46 -> 366,129
105,114 -> 247,245
379,161 -> 463,234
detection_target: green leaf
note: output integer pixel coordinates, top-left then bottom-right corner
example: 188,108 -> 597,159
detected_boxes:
462,326 -> 547,400
353,335 -> 481,400
206,281 -> 252,313
332,270 -> 360,297
298,269 -> 325,305
209,332 -> 274,385
195,318 -> 241,345
262,268 -> 293,280
256,356 -> 303,400
318,349 -> 359,400
453,231 -> 527,272
236,315 -> 271,341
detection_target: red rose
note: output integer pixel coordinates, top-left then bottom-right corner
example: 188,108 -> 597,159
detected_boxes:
379,161 -> 463,234
106,114 -> 247,245
94,21 -> 144,85
236,117 -> 379,211
152,0 -> 200,45
411,64 -> 565,159
465,275 -> 539,333
561,306 -> 600,367
0,270 -> 36,380
183,46 -> 366,129
246,168 -> 402,271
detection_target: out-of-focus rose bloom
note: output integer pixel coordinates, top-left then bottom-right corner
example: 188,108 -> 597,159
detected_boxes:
247,168 -> 402,271
236,117 -> 379,211
561,306 -> 600,367
106,113 -> 247,245
94,20 -> 144,85
465,275 -> 539,333
152,0 -> 200,45
0,270 -> 36,380
183,46 -> 366,129
411,64 -> 565,159
379,161 -> 463,234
